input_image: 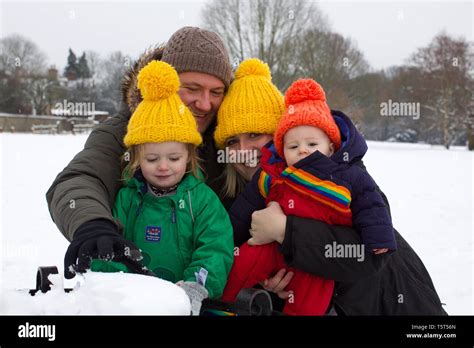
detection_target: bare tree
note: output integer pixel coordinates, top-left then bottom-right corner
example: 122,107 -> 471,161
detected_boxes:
346,70 -> 394,140
0,34 -> 50,114
97,51 -> 131,114
202,0 -> 329,90
409,32 -> 474,148
0,34 -> 47,76
296,29 -> 370,105
85,50 -> 102,79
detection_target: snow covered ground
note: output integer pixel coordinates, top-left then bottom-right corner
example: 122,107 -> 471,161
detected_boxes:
0,133 -> 472,314
0,133 -> 189,315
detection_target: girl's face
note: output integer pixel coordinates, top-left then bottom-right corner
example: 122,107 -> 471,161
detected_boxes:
225,133 -> 273,181
283,125 -> 334,167
139,142 -> 189,189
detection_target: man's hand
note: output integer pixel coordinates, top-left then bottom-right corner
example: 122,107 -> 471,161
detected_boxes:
248,201 -> 287,246
64,219 -> 142,279
260,268 -> 294,300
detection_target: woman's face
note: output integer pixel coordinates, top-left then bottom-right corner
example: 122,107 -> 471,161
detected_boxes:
225,133 -> 273,181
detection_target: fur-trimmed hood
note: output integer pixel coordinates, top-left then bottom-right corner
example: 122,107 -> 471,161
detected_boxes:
121,45 -> 166,113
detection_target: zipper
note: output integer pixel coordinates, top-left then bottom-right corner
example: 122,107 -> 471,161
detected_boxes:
171,203 -> 185,273
171,207 -> 176,223
135,199 -> 144,216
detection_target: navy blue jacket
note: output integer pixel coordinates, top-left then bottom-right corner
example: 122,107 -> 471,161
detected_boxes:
231,111 -> 396,252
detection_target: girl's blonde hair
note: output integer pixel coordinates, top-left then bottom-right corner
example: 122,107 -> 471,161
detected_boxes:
221,163 -> 248,199
121,143 -> 202,182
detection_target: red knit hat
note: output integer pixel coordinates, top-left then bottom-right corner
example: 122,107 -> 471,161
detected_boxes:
274,79 -> 341,159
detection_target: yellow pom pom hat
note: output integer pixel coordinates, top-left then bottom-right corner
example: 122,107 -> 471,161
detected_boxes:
214,58 -> 285,149
124,60 -> 202,147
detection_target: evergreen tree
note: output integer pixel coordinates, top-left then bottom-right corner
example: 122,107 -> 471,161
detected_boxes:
64,48 -> 79,80
78,52 -> 91,78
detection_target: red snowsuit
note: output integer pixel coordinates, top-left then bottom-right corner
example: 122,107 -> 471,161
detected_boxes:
222,145 -> 355,315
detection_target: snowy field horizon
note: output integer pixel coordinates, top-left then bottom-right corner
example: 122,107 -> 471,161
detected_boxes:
0,133 -> 472,315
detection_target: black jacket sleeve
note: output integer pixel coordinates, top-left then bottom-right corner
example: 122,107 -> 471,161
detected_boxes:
229,168 -> 266,247
280,216 -> 391,282
279,160 -> 392,282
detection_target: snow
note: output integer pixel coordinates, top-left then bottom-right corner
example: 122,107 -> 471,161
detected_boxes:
0,133 -> 472,315
4,272 -> 191,315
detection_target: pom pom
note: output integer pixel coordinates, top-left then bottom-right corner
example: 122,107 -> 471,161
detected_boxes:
285,79 -> 326,106
235,58 -> 271,80
137,61 -> 180,101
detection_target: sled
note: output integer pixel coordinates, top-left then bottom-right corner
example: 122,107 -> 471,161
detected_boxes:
28,263 -> 282,316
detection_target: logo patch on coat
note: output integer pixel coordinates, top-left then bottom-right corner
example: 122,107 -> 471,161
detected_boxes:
145,226 -> 162,242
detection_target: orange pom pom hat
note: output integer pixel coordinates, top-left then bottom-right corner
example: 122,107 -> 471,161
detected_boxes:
273,79 -> 342,159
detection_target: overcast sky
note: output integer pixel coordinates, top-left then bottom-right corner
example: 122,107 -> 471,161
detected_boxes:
1,0 -> 472,72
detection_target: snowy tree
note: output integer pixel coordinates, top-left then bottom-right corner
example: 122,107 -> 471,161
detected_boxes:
84,50 -> 101,79
0,34 -> 47,76
409,33 -> 474,148
0,34 -> 49,114
95,51 -> 131,114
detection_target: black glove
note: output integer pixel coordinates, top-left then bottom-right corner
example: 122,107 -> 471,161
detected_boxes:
64,218 -> 143,279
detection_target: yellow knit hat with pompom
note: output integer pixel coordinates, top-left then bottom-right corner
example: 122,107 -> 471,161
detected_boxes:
214,58 -> 284,149
124,60 -> 202,147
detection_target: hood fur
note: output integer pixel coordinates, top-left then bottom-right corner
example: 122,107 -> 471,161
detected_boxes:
121,45 -> 166,113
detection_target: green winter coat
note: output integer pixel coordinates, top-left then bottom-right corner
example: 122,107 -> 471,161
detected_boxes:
92,172 -> 234,299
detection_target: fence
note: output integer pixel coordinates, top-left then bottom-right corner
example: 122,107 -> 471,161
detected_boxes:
0,113 -> 99,134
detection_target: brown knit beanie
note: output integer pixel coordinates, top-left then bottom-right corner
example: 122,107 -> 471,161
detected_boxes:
162,26 -> 232,89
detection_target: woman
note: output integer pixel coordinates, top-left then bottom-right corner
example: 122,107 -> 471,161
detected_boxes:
214,58 -> 446,315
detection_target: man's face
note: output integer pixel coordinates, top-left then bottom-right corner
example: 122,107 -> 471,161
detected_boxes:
178,72 -> 225,133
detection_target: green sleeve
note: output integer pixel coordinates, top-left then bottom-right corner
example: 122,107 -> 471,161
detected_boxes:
183,186 -> 234,299
90,259 -> 130,273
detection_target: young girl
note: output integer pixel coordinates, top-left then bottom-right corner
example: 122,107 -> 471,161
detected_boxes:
91,60 -> 234,314
221,78 -> 396,315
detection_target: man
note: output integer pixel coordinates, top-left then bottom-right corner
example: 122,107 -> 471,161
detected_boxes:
46,27 -> 232,278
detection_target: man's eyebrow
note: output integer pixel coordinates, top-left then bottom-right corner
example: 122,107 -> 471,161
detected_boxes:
181,82 -> 224,91
181,82 -> 202,88
211,86 -> 225,91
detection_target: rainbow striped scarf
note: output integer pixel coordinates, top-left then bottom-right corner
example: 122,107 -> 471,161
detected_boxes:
258,166 -> 352,214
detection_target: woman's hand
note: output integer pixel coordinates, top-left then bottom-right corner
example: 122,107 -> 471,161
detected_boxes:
248,201 -> 287,246
260,268 -> 294,299
248,202 -> 292,298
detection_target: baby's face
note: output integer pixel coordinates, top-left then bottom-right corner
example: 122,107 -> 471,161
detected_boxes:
283,125 -> 335,167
